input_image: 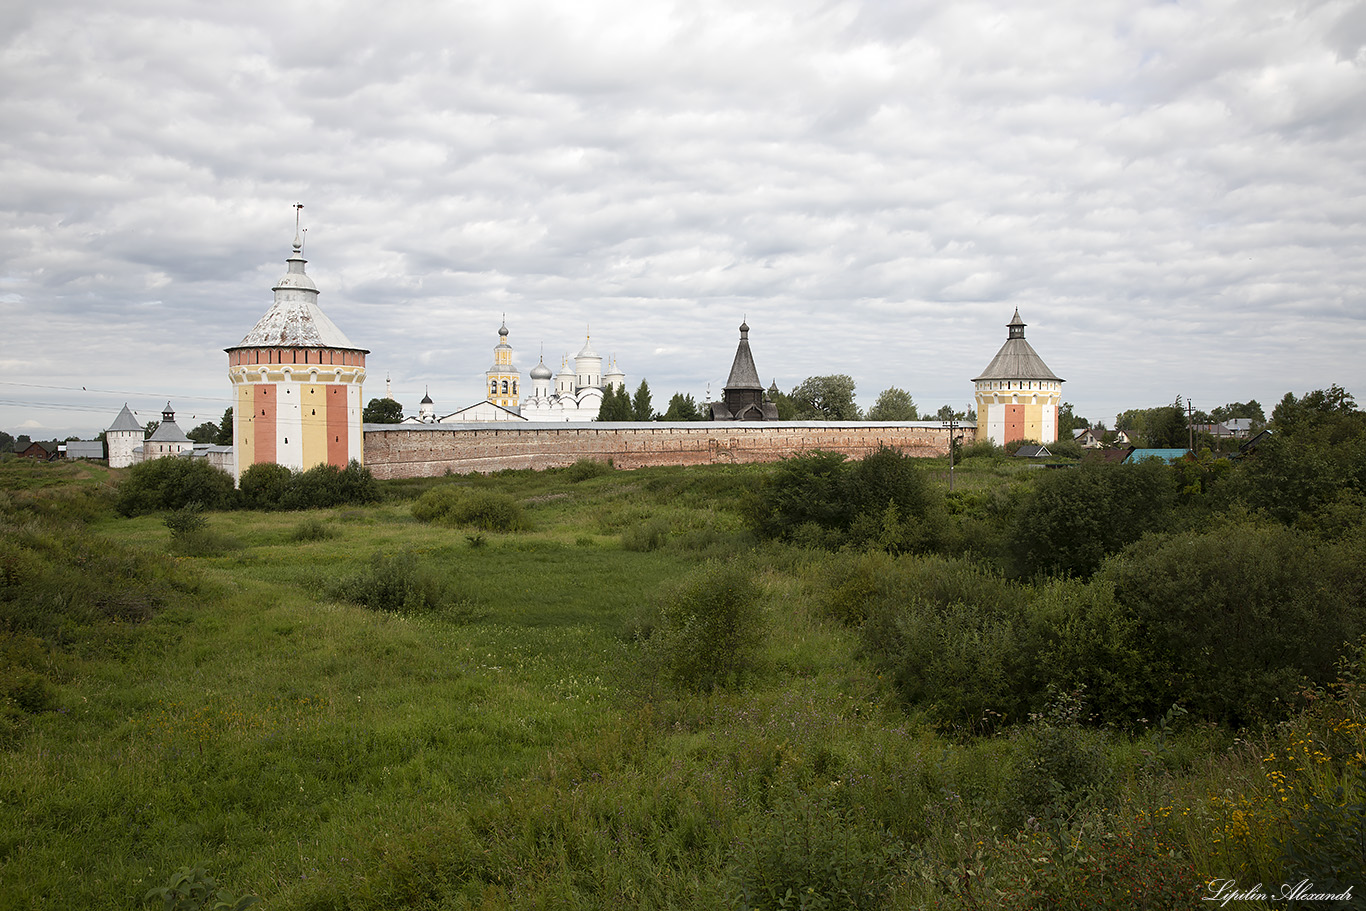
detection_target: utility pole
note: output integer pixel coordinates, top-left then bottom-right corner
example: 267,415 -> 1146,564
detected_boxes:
1187,398 -> 1195,451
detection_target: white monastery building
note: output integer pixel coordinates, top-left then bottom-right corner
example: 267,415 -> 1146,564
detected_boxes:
432,323 -> 626,423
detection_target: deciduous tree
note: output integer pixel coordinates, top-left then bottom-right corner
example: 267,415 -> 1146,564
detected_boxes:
188,422 -> 219,444
362,398 -> 404,424
790,375 -> 860,421
866,387 -> 918,421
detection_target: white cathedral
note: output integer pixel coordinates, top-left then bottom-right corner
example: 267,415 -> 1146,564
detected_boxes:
411,322 -> 626,423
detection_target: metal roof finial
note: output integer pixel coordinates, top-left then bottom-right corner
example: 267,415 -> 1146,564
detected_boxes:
293,203 -> 305,252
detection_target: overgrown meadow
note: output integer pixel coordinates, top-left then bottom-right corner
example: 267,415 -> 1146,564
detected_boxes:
2,396 -> 1364,910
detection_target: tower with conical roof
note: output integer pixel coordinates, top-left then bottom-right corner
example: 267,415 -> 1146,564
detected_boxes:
972,309 -> 1063,446
711,321 -> 778,420
106,403 -> 145,468
143,402 -> 192,460
225,209 -> 368,482
486,320 -> 519,409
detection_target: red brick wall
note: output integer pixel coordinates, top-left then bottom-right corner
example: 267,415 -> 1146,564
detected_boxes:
362,423 -> 953,479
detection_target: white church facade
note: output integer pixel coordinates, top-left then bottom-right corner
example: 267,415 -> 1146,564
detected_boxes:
429,323 -> 626,423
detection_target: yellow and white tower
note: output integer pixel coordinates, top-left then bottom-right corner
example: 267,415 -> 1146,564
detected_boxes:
973,309 -> 1064,446
225,210 -> 368,482
486,320 -> 519,409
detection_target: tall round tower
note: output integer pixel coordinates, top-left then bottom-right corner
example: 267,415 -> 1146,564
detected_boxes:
486,320 -> 519,409
972,309 -> 1063,446
225,213 -> 368,482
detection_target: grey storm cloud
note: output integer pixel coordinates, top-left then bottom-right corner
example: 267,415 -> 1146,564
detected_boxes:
1,0 -> 1363,436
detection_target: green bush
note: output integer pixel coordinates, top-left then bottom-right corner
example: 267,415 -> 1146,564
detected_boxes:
282,460 -> 379,509
163,503 -> 239,557
1276,765 -> 1366,897
289,517 -> 337,542
1007,688 -> 1115,824
749,450 -> 851,541
726,788 -> 904,911
644,561 -> 765,692
237,462 -> 293,510
563,458 -> 614,482
853,555 -> 1045,730
116,458 -> 235,516
238,460 -> 378,511
749,446 -> 938,551
1099,519 -> 1365,725
1011,460 -> 1178,578
330,549 -> 453,613
411,485 -> 529,532
621,516 -> 669,552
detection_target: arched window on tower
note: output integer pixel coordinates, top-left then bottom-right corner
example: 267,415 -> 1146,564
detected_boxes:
502,380 -> 508,394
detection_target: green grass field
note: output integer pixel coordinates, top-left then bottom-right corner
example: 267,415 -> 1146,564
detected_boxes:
1,457 -> 1361,910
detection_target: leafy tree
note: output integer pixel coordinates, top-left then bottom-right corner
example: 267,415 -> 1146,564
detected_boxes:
143,421 -> 159,439
1222,385 -> 1366,524
1117,399 -> 1187,447
632,379 -> 655,421
1101,519 -> 1365,725
1011,460 -> 1179,578
1210,399 -> 1266,428
1271,384 -> 1358,439
790,375 -> 860,421
866,387 -> 918,421
749,445 -> 937,551
1057,402 -> 1086,437
767,382 -> 795,420
363,397 -> 404,424
1148,400 -> 1188,448
187,422 -> 219,444
0,431 -> 13,452
215,407 -> 234,446
933,405 -> 971,422
597,384 -> 633,421
662,393 -> 703,421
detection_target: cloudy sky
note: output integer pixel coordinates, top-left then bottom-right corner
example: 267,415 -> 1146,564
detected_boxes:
3,0 -> 1364,438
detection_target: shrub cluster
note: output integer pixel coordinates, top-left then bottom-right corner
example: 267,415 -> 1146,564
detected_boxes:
749,446 -> 937,552
562,458 -> 614,482
642,561 -> 765,692
725,788 -> 904,911
1010,459 -> 1178,578
411,485 -> 529,532
853,514 -> 1366,728
237,460 -> 378,510
116,458 -> 235,516
329,549 -> 454,614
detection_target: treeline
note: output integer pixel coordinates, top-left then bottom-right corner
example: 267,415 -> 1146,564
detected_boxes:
600,375 -> 966,422
746,385 -> 1366,729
